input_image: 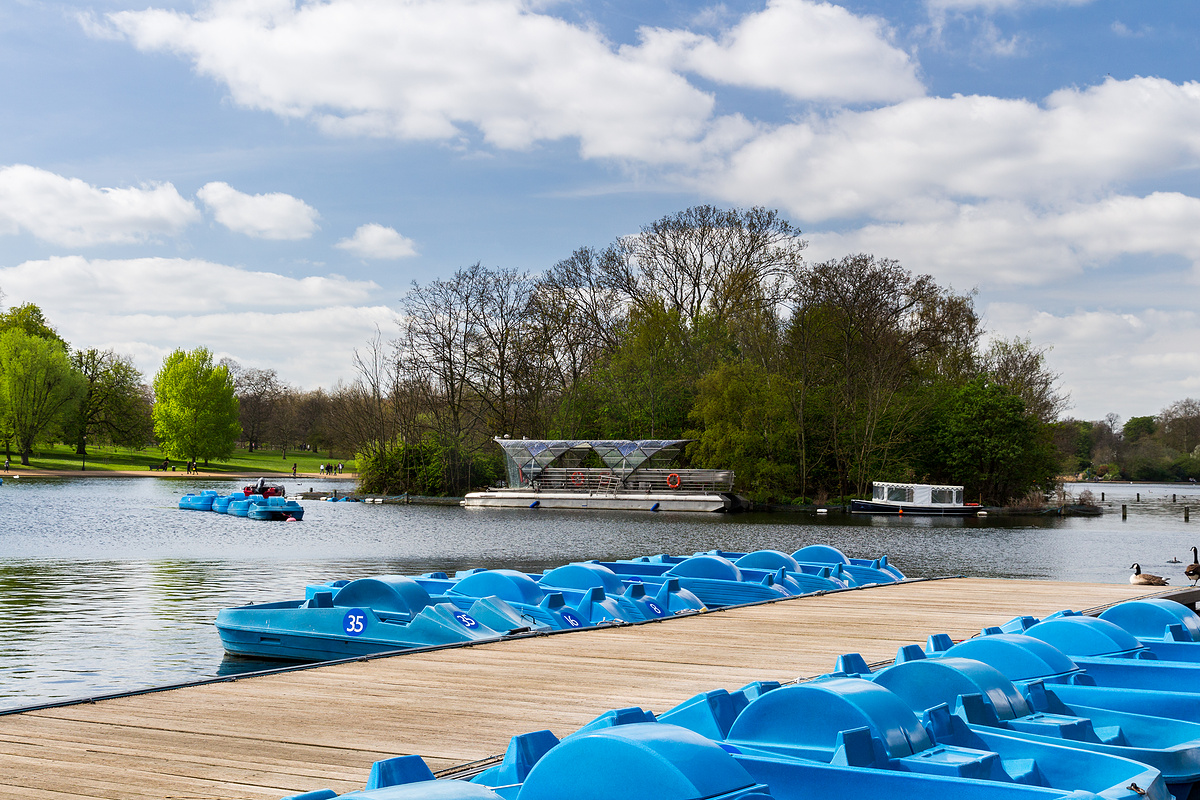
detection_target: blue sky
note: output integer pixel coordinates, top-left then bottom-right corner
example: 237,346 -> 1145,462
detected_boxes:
0,0 -> 1197,424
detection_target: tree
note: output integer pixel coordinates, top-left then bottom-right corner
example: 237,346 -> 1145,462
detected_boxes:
981,337 -> 1068,423
1159,399 -> 1200,454
0,303 -> 66,346
152,348 -> 240,465
226,363 -> 283,452
795,254 -> 980,497
928,378 -> 1057,505
68,349 -> 151,454
0,330 -> 85,465
1123,415 -> 1157,443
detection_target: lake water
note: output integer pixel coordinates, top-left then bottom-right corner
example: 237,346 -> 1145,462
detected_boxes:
1,476 -> 1198,711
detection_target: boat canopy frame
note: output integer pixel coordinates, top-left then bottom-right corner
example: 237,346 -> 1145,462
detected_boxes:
495,438 -> 693,488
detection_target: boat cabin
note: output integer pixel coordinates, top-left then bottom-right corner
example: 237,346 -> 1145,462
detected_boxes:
871,482 -> 964,507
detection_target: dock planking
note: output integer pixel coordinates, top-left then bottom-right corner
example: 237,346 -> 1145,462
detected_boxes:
0,578 -> 1174,800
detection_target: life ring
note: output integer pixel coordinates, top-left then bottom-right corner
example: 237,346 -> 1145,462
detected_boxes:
666,473 -> 681,489
571,471 -> 585,487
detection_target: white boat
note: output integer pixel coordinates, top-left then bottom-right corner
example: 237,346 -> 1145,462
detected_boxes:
850,481 -> 979,515
462,438 -> 735,513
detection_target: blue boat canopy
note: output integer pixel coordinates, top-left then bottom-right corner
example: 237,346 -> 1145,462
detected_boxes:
495,438 -> 692,486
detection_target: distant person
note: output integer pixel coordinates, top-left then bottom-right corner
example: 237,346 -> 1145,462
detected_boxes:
319,463 -> 325,476
292,463 -> 297,477
162,458 -> 169,471
337,462 -> 343,475
3,457 -> 7,471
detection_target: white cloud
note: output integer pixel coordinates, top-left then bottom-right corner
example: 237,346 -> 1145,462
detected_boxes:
985,303 -> 1200,421
0,165 -> 198,246
0,256 -> 378,314
806,192 -> 1200,289
640,0 -> 923,103
197,181 -> 319,239
335,224 -> 418,259
0,256 -> 393,390
706,78 -> 1200,224
105,0 -> 731,164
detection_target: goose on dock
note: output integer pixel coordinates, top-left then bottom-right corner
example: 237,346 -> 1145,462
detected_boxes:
1187,547 -> 1200,586
1130,563 -> 1170,586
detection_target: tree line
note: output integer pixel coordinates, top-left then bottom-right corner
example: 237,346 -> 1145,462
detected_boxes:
0,297 -> 365,466
1058,401 -> 1200,483
348,205 -> 1068,505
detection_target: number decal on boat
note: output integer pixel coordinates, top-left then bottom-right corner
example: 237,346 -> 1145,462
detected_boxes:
343,609 -> 367,636
646,601 -> 663,616
454,612 -> 478,629
560,611 -> 582,627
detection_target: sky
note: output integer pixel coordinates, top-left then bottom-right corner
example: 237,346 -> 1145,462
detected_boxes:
0,0 -> 1198,424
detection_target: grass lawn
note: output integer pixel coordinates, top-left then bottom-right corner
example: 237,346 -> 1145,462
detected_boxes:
5,443 -> 355,475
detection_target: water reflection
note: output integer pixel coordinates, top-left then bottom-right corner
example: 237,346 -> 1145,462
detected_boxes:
1,477 -> 1198,709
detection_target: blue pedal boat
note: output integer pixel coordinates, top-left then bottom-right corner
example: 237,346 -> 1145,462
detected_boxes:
653,678 -> 1166,800
211,493 -> 239,513
699,545 -> 903,587
411,567 -> 638,629
215,575 -> 533,661
227,493 -> 265,517
843,642 -> 1200,796
536,562 -> 707,620
246,496 -> 305,521
179,490 -> 219,511
280,709 -> 1137,800
604,555 -> 797,607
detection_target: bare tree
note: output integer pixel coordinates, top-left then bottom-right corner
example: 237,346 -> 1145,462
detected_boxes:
1159,398 -> 1200,455
981,337 -> 1069,423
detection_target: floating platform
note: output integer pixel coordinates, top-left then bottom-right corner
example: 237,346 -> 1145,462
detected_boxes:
0,578 -> 1178,799
462,488 -> 732,512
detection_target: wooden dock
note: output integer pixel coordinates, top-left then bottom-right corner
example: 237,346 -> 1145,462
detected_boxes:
0,578 -> 1175,800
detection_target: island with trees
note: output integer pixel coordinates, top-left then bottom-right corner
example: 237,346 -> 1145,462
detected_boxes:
1,205 -> 1197,507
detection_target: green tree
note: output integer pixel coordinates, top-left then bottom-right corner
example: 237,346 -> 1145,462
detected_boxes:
928,378 -> 1057,505
68,349 -> 152,454
0,303 -> 66,346
0,330 -> 85,465
152,348 -> 240,465
688,361 -> 798,502
1123,415 -> 1157,443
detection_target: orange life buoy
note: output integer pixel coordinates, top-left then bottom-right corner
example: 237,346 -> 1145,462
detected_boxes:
571,471 -> 585,487
666,473 -> 681,489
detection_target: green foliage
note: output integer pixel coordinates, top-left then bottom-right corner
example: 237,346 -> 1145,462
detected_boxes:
924,379 -> 1058,505
1123,415 -> 1157,442
357,436 -> 501,496
0,303 -> 65,346
0,328 -> 85,465
0,329 -> 86,465
688,361 -> 797,502
152,348 -> 241,463
68,349 -> 152,453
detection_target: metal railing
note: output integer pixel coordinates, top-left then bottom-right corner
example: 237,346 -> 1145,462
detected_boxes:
531,468 -> 734,494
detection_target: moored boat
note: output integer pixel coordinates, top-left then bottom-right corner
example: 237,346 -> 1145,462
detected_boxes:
179,490 -> 219,511
851,481 -> 979,515
215,575 -> 533,662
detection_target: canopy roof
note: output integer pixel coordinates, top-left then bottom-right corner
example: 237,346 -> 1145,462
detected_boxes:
495,438 -> 692,484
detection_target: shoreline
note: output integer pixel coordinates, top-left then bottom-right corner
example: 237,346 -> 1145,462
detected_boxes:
1,468 -> 357,480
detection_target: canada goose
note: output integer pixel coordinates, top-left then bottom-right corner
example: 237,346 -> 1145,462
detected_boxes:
1187,547 -> 1200,586
1130,563 -> 1170,586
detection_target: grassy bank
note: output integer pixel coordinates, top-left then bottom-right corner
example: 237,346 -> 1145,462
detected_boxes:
3,443 -> 355,475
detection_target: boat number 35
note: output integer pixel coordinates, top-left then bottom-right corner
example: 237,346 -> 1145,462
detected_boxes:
343,609 -> 368,636
453,612 -> 479,629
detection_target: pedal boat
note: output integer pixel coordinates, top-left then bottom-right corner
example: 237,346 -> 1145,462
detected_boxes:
215,575 -> 531,662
